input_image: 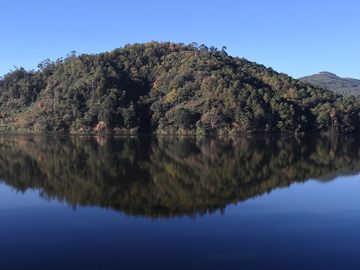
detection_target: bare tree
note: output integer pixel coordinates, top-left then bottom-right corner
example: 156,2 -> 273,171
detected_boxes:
201,109 -> 222,129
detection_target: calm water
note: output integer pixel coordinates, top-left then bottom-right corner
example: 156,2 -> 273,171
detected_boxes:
1,134 -> 360,269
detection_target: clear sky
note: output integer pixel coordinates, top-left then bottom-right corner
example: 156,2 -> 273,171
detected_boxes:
1,0 -> 359,79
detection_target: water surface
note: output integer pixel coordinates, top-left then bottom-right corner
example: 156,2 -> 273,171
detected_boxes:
1,135 -> 360,269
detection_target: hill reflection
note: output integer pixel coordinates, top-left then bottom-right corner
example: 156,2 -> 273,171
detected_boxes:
0,135 -> 360,218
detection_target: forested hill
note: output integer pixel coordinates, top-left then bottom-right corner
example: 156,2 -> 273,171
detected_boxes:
299,72 -> 360,97
1,42 -> 360,134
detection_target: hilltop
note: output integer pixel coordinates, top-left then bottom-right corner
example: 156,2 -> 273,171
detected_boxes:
299,72 -> 360,96
1,42 -> 360,134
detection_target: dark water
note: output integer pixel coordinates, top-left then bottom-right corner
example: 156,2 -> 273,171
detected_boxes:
1,134 -> 360,269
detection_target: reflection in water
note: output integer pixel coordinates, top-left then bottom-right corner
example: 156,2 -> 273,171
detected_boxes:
0,135 -> 359,218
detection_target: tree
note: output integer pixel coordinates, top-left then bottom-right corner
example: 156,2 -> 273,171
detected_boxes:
174,107 -> 191,129
123,104 -> 136,128
37,58 -> 52,71
201,109 -> 222,129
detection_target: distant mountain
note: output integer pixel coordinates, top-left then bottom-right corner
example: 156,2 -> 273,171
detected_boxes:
299,72 -> 360,96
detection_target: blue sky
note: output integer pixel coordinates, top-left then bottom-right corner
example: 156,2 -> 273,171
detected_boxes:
1,0 -> 359,79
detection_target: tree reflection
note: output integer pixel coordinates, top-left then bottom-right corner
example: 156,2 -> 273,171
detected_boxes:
0,135 -> 359,218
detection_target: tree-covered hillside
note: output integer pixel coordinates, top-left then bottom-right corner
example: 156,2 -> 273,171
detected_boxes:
299,72 -> 360,97
1,42 -> 360,133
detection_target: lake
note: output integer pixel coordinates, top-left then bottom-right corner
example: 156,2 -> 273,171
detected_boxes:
1,134 -> 360,269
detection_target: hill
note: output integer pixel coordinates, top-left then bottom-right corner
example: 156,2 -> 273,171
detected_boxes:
1,42 -> 360,134
299,72 -> 360,96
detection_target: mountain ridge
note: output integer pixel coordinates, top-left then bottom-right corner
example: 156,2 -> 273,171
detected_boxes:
299,72 -> 360,96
